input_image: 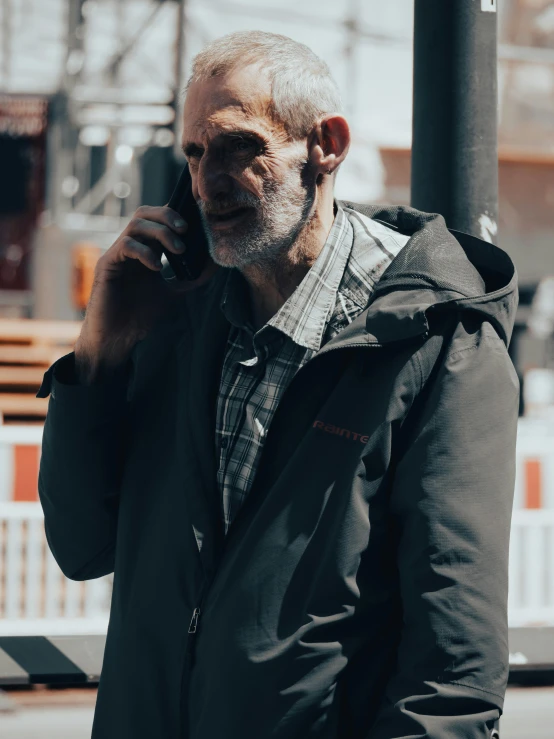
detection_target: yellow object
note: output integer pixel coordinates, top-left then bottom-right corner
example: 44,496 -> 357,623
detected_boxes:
71,242 -> 102,311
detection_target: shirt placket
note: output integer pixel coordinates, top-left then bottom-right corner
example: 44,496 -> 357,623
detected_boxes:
218,327 -> 269,533
215,206 -> 357,535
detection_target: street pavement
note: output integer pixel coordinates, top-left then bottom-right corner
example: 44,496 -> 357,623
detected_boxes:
1,686 -> 553,737
501,686 -> 554,739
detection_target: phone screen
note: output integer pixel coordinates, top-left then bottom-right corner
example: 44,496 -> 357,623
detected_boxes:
163,164 -> 209,281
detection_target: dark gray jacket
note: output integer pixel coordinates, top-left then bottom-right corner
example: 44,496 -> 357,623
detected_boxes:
37,204 -> 520,738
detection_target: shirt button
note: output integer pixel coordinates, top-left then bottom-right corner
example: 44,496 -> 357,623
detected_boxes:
240,356 -> 258,367
221,438 -> 228,449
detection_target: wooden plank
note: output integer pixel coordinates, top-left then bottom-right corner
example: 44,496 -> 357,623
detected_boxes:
0,319 -> 81,343
0,367 -> 46,386
0,395 -> 48,416
0,345 -> 61,365
1,420 -> 44,427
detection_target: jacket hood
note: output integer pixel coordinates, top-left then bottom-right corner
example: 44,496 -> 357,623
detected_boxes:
334,203 -> 519,349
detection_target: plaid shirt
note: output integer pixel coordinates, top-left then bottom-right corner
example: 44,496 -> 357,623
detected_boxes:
216,204 -> 410,536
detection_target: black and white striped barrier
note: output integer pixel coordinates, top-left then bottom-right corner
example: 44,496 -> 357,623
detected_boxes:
1,628 -> 554,687
0,635 -> 105,685
508,627 -> 554,682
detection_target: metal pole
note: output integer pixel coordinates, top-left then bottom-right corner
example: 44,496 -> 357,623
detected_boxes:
411,0 -> 499,244
343,0 -> 362,120
48,0 -> 85,222
172,0 -> 187,162
412,10 -> 501,737
2,0 -> 11,87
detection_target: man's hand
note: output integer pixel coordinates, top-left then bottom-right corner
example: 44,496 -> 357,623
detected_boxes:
74,205 -> 219,383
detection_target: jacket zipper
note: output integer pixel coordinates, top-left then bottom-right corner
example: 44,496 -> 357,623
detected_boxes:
186,605 -> 202,664
180,587 -> 211,737
180,329 -> 430,737
188,607 -> 200,634
186,584 -> 210,656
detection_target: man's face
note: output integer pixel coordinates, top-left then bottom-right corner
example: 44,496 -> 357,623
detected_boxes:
181,65 -> 318,271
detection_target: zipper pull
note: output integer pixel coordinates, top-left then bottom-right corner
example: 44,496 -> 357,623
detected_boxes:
188,607 -> 201,634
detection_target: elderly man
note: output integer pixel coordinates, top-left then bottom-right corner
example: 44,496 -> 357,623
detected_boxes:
37,31 -> 519,739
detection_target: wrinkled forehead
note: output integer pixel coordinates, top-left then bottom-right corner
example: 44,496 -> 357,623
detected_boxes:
182,64 -> 283,141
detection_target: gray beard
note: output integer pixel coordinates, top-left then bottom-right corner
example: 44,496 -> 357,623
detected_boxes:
198,161 -> 317,272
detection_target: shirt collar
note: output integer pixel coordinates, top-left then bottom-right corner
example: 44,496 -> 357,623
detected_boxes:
267,205 -> 353,350
324,206 -> 412,335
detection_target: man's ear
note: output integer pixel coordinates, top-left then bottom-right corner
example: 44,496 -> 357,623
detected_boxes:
308,115 -> 351,177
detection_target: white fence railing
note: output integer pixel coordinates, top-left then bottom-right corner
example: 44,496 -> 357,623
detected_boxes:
1,502 -> 553,635
1,419 -> 551,506
514,418 -> 554,510
508,508 -> 554,627
0,502 -> 111,635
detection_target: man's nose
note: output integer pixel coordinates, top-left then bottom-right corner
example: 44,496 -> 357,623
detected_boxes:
196,156 -> 234,203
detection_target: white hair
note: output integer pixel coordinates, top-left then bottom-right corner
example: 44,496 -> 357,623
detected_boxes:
182,30 -> 343,140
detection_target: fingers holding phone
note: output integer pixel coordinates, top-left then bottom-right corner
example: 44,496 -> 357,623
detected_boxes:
74,202 -> 217,384
114,205 -> 189,273
162,162 -> 211,281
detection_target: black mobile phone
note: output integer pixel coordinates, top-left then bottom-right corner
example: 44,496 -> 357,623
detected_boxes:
163,163 -> 209,281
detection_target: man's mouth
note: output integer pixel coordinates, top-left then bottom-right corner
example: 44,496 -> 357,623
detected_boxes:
206,206 -> 252,228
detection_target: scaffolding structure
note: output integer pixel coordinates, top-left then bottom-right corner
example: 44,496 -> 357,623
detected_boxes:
0,0 -> 553,318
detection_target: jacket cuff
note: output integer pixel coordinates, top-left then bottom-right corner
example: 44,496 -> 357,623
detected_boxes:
36,352 -> 130,402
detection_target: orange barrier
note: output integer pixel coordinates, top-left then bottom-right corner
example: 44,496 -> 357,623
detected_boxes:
0,426 -> 42,502
525,459 -> 542,510
0,420 -> 553,507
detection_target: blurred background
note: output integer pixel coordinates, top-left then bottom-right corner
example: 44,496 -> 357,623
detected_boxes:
0,0 -> 554,736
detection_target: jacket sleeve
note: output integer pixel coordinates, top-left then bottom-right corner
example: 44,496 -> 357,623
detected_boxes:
37,352 -> 131,581
368,320 -> 520,738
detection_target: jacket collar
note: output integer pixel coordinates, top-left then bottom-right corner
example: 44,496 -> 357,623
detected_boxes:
154,205 -> 517,576
169,204 -> 518,358
167,204 -> 517,355
323,204 -> 519,349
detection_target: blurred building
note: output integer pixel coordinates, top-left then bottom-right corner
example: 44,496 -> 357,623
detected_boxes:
0,97 -> 48,315
1,0 -> 554,645
378,0 -> 554,416
0,0 -> 553,414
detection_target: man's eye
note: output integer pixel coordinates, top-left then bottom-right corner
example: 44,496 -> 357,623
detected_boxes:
231,139 -> 256,153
